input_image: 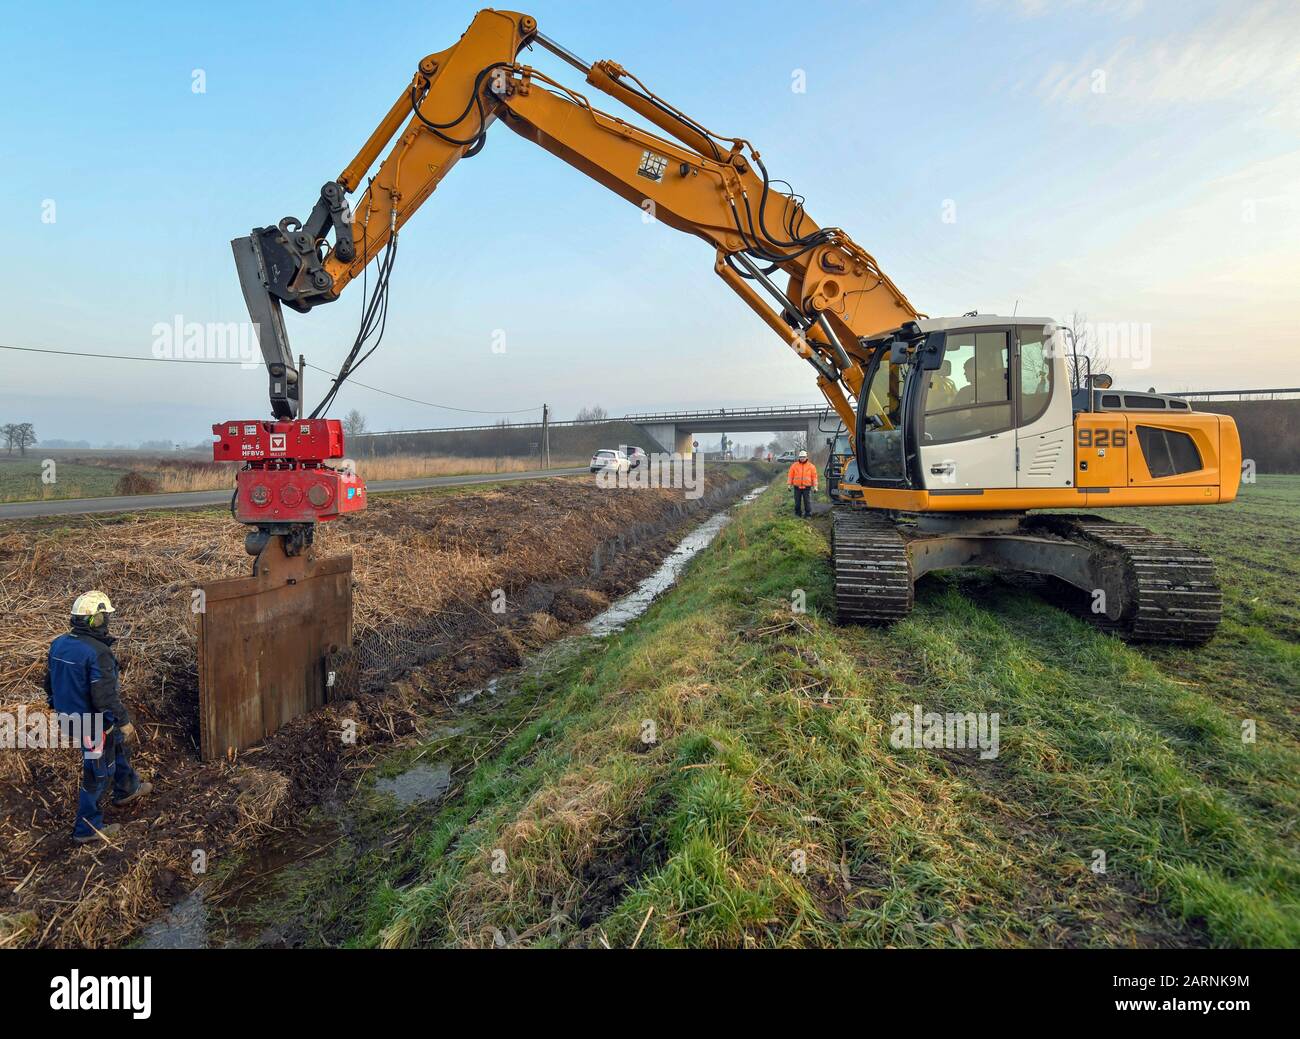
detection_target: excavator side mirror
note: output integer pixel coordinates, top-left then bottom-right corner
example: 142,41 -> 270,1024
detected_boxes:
1088,373 -> 1113,389
889,331 -> 945,370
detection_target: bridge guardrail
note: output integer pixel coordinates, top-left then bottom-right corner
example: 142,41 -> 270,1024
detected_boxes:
361,403 -> 833,439
1169,388 -> 1300,401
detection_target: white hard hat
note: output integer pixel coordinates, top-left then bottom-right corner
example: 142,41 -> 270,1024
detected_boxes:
798,450 -> 808,459
71,591 -> 115,617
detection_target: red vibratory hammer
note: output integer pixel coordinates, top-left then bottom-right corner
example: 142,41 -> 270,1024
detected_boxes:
213,417 -> 368,567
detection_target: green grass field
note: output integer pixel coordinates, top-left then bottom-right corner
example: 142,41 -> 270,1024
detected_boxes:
233,475 -> 1299,948
0,457 -> 126,502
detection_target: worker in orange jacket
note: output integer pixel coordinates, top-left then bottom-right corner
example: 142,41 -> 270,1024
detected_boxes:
787,450 -> 818,518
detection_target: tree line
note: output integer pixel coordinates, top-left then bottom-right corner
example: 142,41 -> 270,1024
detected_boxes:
2,423 -> 38,456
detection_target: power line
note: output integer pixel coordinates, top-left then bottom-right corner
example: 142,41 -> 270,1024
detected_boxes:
0,343 -> 249,364
0,343 -> 542,417
303,363 -> 540,416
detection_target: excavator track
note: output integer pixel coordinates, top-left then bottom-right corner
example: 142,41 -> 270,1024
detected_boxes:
831,507 -> 913,624
1037,516 -> 1223,644
829,508 -> 1221,643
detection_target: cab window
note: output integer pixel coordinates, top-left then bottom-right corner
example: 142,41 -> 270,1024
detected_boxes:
861,353 -> 906,481
925,330 -> 1011,443
864,356 -> 897,427
1017,326 -> 1052,426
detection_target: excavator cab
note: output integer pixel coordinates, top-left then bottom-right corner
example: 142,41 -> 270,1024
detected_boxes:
852,316 -> 1072,497
845,314 -> 1237,513
833,315 -> 1238,642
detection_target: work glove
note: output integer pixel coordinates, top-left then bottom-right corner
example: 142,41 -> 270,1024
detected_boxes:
118,723 -> 138,744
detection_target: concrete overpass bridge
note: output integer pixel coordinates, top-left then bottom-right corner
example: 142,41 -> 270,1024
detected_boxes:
623,404 -> 838,455
361,403 -> 843,456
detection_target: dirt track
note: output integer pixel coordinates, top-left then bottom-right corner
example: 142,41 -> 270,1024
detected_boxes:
0,466 -> 764,947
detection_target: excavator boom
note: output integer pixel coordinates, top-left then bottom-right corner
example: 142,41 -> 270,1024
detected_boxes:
233,8 -> 918,441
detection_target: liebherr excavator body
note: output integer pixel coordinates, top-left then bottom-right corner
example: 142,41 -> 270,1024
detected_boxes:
228,8 -> 1241,644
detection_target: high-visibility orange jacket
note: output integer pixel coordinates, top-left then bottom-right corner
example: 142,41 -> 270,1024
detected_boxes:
787,460 -> 819,489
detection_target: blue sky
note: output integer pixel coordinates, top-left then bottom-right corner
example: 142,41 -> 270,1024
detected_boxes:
1,0 -> 1296,444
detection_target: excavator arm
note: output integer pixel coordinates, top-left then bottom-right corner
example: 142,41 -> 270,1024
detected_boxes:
233,8 -> 919,435
206,10 -> 1238,754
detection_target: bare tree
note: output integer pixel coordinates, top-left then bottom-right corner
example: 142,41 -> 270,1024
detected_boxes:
13,423 -> 37,457
575,405 -> 609,422
342,409 -> 368,436
0,424 -> 15,455
1061,311 -> 1111,390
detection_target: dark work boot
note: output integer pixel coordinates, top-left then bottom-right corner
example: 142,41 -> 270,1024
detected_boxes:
72,823 -> 122,845
113,781 -> 153,807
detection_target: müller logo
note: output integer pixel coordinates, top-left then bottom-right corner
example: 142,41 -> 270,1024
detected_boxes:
269,433 -> 288,453
49,971 -> 151,1019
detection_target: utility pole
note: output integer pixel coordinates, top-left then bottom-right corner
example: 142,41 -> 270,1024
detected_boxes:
298,353 -> 306,418
541,404 -> 550,469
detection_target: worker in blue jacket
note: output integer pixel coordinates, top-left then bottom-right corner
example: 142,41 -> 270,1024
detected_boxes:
44,592 -> 151,844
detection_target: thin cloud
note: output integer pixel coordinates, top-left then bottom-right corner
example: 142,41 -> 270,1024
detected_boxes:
981,0 -> 1146,20
1034,3 -> 1300,120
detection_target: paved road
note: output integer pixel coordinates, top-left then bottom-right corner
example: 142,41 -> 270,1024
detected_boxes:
0,467 -> 588,521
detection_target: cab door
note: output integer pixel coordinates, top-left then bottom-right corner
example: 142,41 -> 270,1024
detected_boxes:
1014,325 -> 1074,487
918,327 -> 1016,490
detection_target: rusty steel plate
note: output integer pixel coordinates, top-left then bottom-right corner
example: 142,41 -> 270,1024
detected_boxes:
196,540 -> 353,761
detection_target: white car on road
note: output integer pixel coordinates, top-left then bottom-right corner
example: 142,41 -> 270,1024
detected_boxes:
590,449 -> 630,474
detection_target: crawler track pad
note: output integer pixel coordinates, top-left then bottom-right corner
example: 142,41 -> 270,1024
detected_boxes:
831,508 -> 913,623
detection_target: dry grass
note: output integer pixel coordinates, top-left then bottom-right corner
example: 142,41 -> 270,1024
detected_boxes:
153,466 -> 229,493
150,455 -> 557,493
97,455 -> 583,496
2,454 -> 587,503
0,473 -> 738,947
350,455 -> 584,482
0,497 -> 542,718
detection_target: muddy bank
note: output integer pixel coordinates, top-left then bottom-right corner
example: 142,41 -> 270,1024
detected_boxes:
0,464 -> 766,947
180,487 -> 767,948
338,468 -> 770,697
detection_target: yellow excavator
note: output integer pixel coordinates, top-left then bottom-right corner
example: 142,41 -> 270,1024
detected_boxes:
231,7 -> 1240,644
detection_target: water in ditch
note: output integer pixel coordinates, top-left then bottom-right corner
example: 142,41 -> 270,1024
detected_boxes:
585,485 -> 764,637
